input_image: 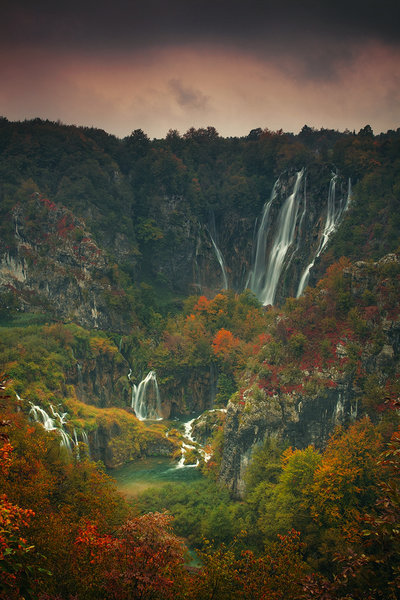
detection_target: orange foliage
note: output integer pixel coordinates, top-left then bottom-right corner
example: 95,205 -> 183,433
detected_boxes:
193,295 -> 211,313
311,418 -> 383,534
212,328 -> 240,358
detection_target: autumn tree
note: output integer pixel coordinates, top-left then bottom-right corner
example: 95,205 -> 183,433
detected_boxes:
74,512 -> 188,600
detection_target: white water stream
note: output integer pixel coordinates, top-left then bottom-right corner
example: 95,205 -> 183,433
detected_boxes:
131,370 -> 162,420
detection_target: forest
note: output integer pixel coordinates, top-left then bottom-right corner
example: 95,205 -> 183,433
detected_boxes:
0,118 -> 399,599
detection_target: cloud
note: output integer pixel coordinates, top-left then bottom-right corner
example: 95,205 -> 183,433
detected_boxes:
168,79 -> 209,110
1,41 -> 398,139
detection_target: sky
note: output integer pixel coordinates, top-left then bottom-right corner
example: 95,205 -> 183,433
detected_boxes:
1,0 -> 399,139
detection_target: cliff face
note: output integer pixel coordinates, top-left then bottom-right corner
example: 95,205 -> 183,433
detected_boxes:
157,365 -> 217,418
220,379 -> 357,497
219,254 -> 400,496
130,166 -> 350,305
0,165 -> 350,321
67,342 -> 131,409
0,194 -> 130,332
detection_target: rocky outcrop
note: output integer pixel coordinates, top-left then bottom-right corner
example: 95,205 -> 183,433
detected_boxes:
220,380 -> 357,497
158,365 -> 217,418
0,194 -> 130,332
68,348 -> 131,409
191,409 -> 226,446
219,254 -> 400,496
89,418 -> 177,468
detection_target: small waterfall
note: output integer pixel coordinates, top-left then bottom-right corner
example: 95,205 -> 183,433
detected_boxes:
175,418 -> 199,469
91,297 -> 99,328
73,429 -> 80,460
183,418 -> 196,443
29,403 -> 56,431
50,404 -> 68,427
208,230 -> 228,290
296,175 -> 351,297
77,363 -> 83,385
81,430 -> 90,457
250,170 -> 304,305
131,371 -> 162,420
29,402 -> 74,450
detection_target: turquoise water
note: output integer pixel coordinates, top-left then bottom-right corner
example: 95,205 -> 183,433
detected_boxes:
110,456 -> 203,496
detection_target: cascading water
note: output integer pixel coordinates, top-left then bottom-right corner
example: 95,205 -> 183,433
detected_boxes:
131,371 -> 162,420
29,402 -> 74,450
296,174 -> 351,297
207,213 -> 229,290
175,418 -> 199,469
249,169 -> 305,305
73,429 -> 80,460
208,230 -> 229,290
247,181 -> 277,293
81,431 -> 90,457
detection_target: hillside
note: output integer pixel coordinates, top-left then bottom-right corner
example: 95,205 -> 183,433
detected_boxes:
0,119 -> 399,599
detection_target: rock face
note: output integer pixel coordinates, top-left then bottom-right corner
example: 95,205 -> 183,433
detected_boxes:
219,254 -> 400,497
158,365 -> 217,418
0,194 -> 129,332
68,347 -> 131,409
129,166 -> 350,305
220,380 -> 357,497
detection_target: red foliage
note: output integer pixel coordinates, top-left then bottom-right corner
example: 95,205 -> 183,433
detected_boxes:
193,295 -> 211,313
40,197 -> 56,210
74,512 -> 187,599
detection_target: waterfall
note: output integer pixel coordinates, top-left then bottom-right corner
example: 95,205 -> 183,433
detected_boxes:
81,431 -> 90,457
247,181 -> 277,294
175,418 -> 199,469
77,363 -> 83,385
73,429 -> 80,460
183,418 -> 196,443
131,371 -> 162,420
208,231 -> 228,290
91,297 -> 99,328
207,213 -> 229,290
296,175 -> 351,297
250,170 -> 304,305
29,402 -> 74,450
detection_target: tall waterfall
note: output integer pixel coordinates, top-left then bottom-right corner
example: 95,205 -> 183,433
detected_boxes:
296,174 -> 351,297
247,181 -> 278,293
249,169 -> 305,305
131,371 -> 162,420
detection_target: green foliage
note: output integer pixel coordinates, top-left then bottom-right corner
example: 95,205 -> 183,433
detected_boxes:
135,479 -> 238,549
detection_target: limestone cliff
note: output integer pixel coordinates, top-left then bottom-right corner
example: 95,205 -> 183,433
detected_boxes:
129,166 -> 350,305
0,193 -> 130,332
219,254 -> 400,496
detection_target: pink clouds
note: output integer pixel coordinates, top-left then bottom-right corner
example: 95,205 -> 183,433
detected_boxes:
1,41 -> 399,137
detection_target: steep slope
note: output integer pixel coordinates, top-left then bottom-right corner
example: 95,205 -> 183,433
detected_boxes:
1,119 -> 399,306
0,191 -> 132,332
219,254 -> 400,495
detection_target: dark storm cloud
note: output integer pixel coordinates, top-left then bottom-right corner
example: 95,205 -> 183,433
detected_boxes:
2,0 -> 399,84
168,79 -> 209,110
3,0 -> 400,51
1,0 -> 399,137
